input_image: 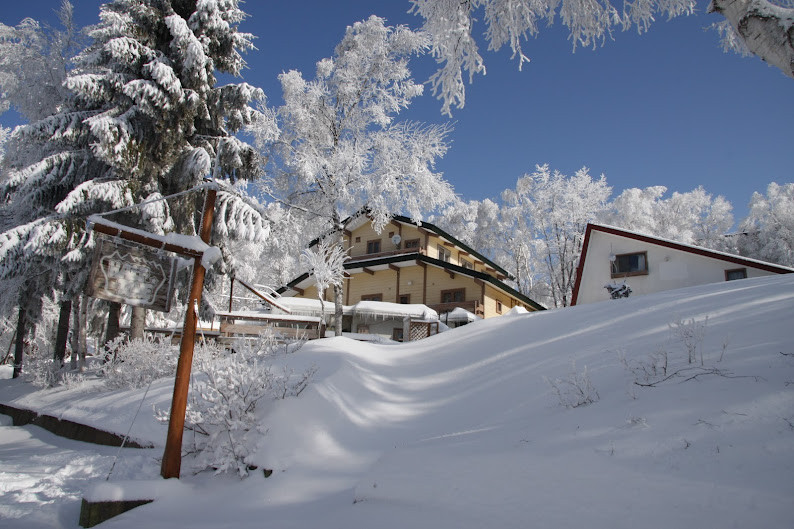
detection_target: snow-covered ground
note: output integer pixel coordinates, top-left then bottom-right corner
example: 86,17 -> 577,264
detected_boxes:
1,274 -> 793,528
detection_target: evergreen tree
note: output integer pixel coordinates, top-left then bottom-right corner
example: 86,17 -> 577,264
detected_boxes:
0,0 -> 263,373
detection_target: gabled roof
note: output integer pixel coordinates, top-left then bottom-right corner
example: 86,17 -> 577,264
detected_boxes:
570,223 -> 794,305
310,211 -> 511,280
279,252 -> 546,311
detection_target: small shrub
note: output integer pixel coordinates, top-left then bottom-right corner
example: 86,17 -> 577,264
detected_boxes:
669,315 -> 708,365
544,359 -> 599,408
101,336 -> 178,389
157,341 -> 316,477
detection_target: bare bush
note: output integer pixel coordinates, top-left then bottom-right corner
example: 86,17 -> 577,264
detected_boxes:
669,315 -> 709,365
544,359 -> 599,408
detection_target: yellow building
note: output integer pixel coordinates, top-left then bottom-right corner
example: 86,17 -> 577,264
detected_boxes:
278,213 -> 544,337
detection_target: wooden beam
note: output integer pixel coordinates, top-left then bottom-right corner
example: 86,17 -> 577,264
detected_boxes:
447,270 -> 455,279
90,221 -> 204,259
292,286 -> 304,296
388,264 -> 400,272
443,241 -> 454,247
363,267 -> 375,275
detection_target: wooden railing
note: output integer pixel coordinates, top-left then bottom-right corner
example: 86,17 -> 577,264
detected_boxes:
428,300 -> 483,317
348,246 -> 426,263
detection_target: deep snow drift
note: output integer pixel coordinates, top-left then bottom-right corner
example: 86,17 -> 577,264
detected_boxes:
1,274 -> 793,528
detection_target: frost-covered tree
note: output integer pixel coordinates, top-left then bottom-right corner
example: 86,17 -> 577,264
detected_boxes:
0,0 -> 264,373
256,16 -> 454,334
734,182 -> 794,266
0,1 -> 84,123
605,185 -> 734,249
503,164 -> 611,307
409,0 -> 793,115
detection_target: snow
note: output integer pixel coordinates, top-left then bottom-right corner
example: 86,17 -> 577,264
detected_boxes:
276,296 -> 439,320
1,274 -> 793,528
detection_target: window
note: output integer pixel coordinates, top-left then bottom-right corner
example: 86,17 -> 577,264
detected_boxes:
441,288 -> 465,303
437,245 -> 451,262
404,238 -> 420,251
461,259 -> 474,270
366,239 -> 381,254
356,324 -> 370,334
392,327 -> 404,342
725,268 -> 747,281
399,294 -> 411,304
611,251 -> 648,278
496,300 -> 503,314
361,293 -> 383,302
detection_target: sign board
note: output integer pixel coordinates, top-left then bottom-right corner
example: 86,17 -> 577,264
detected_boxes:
86,235 -> 177,312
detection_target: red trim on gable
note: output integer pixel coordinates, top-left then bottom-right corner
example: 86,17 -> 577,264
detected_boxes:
570,223 -> 594,306
570,223 -> 793,306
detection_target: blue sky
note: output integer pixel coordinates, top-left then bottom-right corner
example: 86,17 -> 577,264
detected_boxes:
3,1 -> 792,222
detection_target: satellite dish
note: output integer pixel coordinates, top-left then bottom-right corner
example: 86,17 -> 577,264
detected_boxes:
391,234 -> 402,246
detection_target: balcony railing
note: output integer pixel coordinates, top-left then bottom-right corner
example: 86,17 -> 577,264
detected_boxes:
428,300 -> 483,317
348,245 -> 426,263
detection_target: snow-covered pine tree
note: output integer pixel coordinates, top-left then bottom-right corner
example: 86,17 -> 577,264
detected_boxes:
0,0 -> 264,374
255,16 -> 454,335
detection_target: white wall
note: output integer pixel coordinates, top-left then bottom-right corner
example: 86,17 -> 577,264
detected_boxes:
575,230 -> 781,305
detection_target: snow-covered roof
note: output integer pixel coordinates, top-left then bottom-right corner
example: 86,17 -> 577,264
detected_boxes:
270,297 -> 438,320
350,301 -> 438,320
441,307 -> 480,322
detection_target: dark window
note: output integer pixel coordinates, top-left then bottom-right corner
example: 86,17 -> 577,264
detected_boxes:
392,327 -> 404,342
366,239 -> 381,254
356,325 -> 370,334
496,300 -> 503,313
399,294 -> 411,304
461,259 -> 474,270
611,252 -> 648,278
441,288 -> 465,303
725,268 -> 747,281
437,245 -> 451,262
404,238 -> 420,250
361,293 -> 383,302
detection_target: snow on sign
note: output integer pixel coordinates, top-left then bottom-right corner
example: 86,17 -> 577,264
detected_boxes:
86,235 -> 176,312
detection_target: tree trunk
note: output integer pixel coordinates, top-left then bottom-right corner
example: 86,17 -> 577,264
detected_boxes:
709,0 -> 794,79
333,284 -> 344,336
104,301 -> 121,361
12,305 -> 26,379
70,296 -> 87,370
129,305 -> 146,341
54,299 -> 72,367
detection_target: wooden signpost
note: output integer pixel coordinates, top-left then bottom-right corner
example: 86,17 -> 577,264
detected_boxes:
87,186 -> 217,479
86,236 -> 177,312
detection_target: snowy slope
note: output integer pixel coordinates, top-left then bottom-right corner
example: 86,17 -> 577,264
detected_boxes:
2,274 -> 793,528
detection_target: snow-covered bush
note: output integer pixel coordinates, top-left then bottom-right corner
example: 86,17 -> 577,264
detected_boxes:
22,351 -> 62,388
604,281 -> 632,299
161,339 -> 316,477
669,315 -> 709,365
101,336 -> 179,389
544,359 -> 599,408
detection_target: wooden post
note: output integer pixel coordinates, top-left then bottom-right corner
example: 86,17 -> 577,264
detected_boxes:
160,187 -> 217,479
228,274 -> 234,312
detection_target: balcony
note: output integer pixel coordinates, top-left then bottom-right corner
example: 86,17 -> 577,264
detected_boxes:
348,245 -> 426,263
428,300 -> 483,317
